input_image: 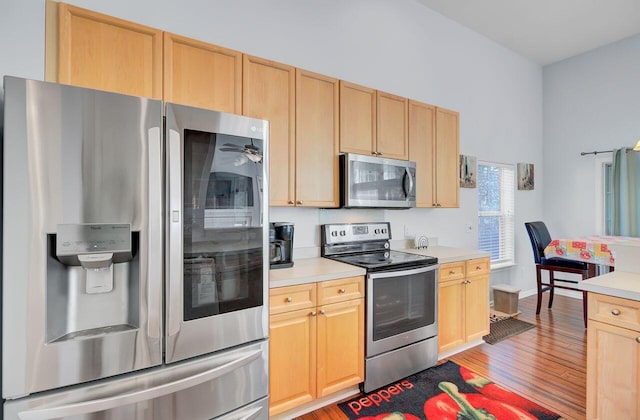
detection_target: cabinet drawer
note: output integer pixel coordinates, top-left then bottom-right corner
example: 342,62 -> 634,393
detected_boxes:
270,283 -> 316,315
466,258 -> 490,278
439,262 -> 465,282
317,276 -> 364,305
589,293 -> 640,332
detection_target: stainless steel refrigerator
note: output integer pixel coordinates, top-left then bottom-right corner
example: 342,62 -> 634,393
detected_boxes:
2,77 -> 270,419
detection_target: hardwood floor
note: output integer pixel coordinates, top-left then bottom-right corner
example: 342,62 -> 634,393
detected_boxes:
295,294 -> 587,420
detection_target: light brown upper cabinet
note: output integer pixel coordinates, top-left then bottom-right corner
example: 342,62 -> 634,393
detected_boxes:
50,2 -> 162,98
242,55 -> 296,207
409,101 -> 459,208
339,81 -> 377,156
295,69 -> 340,207
435,107 -> 460,208
409,100 -> 436,207
376,91 -> 409,160
163,33 -> 242,113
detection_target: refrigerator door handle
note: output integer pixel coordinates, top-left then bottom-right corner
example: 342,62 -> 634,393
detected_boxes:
147,126 -> 163,340
167,128 -> 183,338
17,348 -> 263,420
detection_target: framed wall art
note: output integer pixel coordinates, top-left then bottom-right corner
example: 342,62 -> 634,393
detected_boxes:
460,154 -> 476,188
517,162 -> 534,190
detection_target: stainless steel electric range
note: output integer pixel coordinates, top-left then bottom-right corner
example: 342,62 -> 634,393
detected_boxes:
321,222 -> 439,392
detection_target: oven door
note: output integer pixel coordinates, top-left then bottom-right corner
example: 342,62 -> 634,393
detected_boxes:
366,264 -> 438,357
165,103 -> 270,364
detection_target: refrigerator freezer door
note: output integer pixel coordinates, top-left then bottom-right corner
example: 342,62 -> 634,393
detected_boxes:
2,77 -> 164,398
3,341 -> 268,420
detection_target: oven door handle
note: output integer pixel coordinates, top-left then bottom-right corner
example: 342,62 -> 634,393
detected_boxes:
367,263 -> 439,280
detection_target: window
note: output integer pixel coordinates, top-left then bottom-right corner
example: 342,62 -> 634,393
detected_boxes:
477,162 -> 515,267
594,156 -> 613,235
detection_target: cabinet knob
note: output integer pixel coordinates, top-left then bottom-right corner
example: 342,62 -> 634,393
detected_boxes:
311,311 -> 317,317
449,270 -> 456,275
636,337 -> 640,344
371,151 -> 377,155
288,200 -> 294,205
320,310 -> 325,315
296,200 -> 303,205
476,266 -> 482,270
339,288 -> 346,294
611,309 -> 621,316
377,152 -> 383,156
286,297 -> 292,303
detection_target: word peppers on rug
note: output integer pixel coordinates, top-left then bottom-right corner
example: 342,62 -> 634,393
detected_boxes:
338,361 -> 561,420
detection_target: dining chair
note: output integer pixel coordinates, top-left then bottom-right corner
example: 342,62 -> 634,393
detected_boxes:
524,221 -> 590,327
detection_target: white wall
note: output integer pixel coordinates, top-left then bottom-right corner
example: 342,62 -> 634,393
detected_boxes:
0,0 -> 544,291
543,34 -> 640,238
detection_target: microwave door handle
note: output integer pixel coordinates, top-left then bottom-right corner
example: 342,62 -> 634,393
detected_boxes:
403,167 -> 414,198
167,128 -> 182,338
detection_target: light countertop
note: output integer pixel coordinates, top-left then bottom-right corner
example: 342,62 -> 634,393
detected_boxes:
269,257 -> 366,288
269,245 -> 488,288
401,245 -> 490,264
579,271 -> 640,302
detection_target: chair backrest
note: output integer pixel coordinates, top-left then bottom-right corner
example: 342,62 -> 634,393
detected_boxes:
524,221 -> 552,264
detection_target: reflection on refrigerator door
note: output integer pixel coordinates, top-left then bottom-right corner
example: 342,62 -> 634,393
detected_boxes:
2,77 -> 270,419
2,77 -> 164,400
165,102 -> 269,364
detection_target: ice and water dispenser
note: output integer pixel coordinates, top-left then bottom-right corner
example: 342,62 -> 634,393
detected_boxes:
46,224 -> 140,342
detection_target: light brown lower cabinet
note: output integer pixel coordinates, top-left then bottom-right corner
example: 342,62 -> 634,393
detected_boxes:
438,258 -> 490,353
269,277 -> 364,416
586,293 -> 640,419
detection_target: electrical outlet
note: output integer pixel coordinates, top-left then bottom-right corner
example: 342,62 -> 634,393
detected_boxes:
404,224 -> 415,238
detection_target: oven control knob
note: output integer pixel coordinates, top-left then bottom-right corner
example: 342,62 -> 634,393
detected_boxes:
339,230 -> 346,236
384,242 -> 390,249
384,251 -> 390,258
374,229 -> 380,234
382,228 -> 387,234
331,231 -> 338,237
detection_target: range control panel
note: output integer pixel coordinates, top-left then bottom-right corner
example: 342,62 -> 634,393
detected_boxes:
322,222 -> 391,244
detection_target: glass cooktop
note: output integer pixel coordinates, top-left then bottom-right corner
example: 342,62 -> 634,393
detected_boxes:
328,250 -> 437,271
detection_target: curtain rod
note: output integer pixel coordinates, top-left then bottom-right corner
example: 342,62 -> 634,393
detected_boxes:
580,150 -> 613,156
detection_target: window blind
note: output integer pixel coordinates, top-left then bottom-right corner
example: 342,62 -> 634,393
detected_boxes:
477,162 -> 515,266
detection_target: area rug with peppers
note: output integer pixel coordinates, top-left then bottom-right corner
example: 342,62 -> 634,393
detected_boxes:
338,361 -> 561,420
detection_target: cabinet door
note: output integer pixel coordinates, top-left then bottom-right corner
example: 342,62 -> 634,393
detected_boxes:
465,274 -> 490,341
587,320 -> 640,420
409,100 -> 436,208
339,81 -> 376,156
269,308 -> 317,416
243,56 -> 295,206
434,107 -> 460,208
317,299 -> 364,397
438,279 -> 465,352
295,69 -> 339,207
377,91 -> 408,160
163,33 -> 242,113
55,3 -> 162,98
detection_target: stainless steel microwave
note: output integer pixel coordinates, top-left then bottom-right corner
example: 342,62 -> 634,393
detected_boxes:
340,153 -> 416,208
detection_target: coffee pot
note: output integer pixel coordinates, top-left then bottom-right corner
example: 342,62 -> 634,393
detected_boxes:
269,222 -> 294,269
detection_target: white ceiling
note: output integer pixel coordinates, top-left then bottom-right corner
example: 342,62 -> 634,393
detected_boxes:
415,0 -> 640,65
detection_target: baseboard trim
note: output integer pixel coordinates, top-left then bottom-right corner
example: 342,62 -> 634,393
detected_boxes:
520,287 -> 582,300
270,385 -> 360,420
437,338 -> 485,361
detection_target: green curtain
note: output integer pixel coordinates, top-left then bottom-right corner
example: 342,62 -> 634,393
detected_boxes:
612,148 -> 640,237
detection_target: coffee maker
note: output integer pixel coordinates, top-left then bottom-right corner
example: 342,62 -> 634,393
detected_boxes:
270,222 -> 294,269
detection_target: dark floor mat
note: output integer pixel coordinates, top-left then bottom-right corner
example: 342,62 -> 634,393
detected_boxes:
483,317 -> 536,345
